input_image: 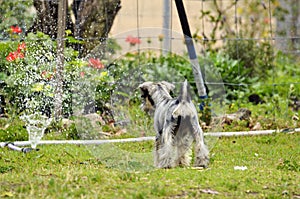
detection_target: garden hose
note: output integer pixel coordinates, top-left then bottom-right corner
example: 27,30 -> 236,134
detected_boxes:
5,142 -> 38,153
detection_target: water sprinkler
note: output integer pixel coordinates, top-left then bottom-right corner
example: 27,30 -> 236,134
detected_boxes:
20,112 -> 52,149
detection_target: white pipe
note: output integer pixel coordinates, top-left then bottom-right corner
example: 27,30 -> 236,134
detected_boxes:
0,136 -> 155,148
205,130 -> 276,137
1,128 -> 299,148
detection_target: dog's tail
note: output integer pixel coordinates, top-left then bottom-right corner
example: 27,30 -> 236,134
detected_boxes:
172,80 -> 194,118
178,79 -> 192,103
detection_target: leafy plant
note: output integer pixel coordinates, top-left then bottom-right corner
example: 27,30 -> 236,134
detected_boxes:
200,52 -> 257,103
0,118 -> 27,142
0,165 -> 14,174
277,159 -> 300,172
196,0 -> 282,50
224,39 -> 274,78
0,0 -> 34,39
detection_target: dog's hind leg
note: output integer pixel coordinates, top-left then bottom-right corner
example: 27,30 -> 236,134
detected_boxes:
157,126 -> 178,168
176,134 -> 193,166
192,120 -> 209,168
154,134 -> 162,167
177,145 -> 192,167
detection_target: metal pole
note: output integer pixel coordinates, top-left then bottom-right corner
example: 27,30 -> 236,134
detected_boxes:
54,0 -> 67,120
174,0 -> 207,98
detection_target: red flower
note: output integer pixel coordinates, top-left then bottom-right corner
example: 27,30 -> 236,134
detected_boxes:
6,52 -> 18,62
6,51 -> 25,62
17,42 -> 26,52
11,25 -> 22,34
263,17 -> 270,24
6,42 -> 26,62
88,58 -> 105,69
17,52 -> 25,59
80,71 -> 85,78
125,36 -> 141,46
41,71 -> 47,77
41,70 -> 53,80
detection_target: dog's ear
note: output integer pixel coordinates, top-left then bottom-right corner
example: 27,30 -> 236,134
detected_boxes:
138,82 -> 153,92
138,82 -> 156,114
160,81 -> 175,92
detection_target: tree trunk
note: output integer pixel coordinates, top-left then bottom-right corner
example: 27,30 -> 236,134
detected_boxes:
28,0 -> 121,57
54,0 -> 67,120
74,0 -> 121,56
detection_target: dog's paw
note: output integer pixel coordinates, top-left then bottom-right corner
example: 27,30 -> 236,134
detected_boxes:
194,156 -> 209,168
157,157 -> 176,169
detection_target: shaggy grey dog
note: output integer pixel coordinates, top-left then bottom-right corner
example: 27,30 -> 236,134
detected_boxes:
139,80 -> 209,168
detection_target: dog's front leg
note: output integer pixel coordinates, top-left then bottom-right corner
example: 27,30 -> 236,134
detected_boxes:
193,123 -> 209,168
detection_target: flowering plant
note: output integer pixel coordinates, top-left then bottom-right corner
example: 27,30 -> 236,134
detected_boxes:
125,35 -> 141,46
88,58 -> 105,69
1,32 -> 76,116
1,31 -> 115,117
6,42 -> 26,61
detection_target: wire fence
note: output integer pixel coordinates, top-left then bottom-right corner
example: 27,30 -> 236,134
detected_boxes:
0,0 -> 300,132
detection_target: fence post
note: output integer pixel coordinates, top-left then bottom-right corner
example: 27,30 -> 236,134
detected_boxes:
54,0 -> 66,120
162,0 -> 171,54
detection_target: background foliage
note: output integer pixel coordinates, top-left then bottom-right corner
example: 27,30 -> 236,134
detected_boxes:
0,0 -> 299,142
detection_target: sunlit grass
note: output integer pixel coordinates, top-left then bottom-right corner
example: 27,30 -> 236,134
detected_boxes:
0,133 -> 299,198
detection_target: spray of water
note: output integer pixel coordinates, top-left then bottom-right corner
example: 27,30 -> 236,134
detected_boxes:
20,112 -> 52,149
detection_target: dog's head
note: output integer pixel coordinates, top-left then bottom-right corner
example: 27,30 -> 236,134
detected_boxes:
138,81 -> 175,114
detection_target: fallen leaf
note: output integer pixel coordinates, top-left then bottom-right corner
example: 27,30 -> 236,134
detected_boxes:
200,189 -> 219,195
191,166 -> 204,170
1,191 -> 14,197
115,128 -> 127,136
246,190 -> 259,195
252,122 -> 261,130
234,166 -> 248,171
293,194 -> 300,199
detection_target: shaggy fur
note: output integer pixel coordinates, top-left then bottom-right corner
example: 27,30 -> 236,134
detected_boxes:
139,80 -> 209,168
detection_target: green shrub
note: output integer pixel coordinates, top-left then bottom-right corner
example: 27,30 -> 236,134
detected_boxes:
0,0 -> 34,39
224,39 -> 274,79
0,118 -> 27,142
199,52 -> 257,103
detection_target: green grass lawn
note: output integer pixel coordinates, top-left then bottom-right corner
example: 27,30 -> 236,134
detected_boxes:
0,133 -> 299,198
